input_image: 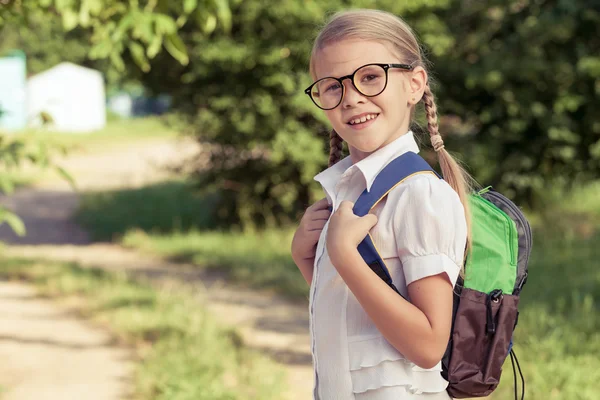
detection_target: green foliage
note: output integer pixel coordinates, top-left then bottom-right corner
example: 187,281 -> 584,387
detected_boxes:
0,134 -> 72,235
436,0 -> 600,204
139,1 -> 455,228
141,0 -> 597,226
0,258 -> 285,400
3,0 -> 598,225
0,1 -> 233,236
76,180 -> 220,241
0,11 -> 104,77
0,0 -> 232,77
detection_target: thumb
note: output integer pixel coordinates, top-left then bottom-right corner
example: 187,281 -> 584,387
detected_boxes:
360,213 -> 378,231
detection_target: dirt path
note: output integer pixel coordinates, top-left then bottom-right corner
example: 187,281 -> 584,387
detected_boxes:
0,136 -> 313,400
0,282 -> 132,400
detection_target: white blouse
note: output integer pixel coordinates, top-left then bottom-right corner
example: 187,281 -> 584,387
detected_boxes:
309,131 -> 467,400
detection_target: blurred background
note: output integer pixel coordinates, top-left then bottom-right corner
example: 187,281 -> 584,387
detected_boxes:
0,0 -> 598,399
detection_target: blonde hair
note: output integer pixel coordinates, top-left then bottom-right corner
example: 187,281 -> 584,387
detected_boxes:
310,9 -> 473,251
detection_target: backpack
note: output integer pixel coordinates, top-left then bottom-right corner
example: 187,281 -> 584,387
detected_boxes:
352,151 -> 532,400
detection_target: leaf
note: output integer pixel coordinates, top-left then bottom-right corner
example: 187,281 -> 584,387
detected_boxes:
203,14 -> 217,35
79,0 -> 91,27
214,0 -> 232,32
154,14 -> 177,35
87,0 -> 104,16
146,35 -> 162,59
0,177 -> 14,195
89,40 -> 112,59
176,15 -> 188,28
110,51 -> 126,71
164,33 -> 189,65
132,14 -> 154,42
100,3 -> 127,19
129,41 -> 151,72
55,166 -> 77,190
184,0 -> 198,14
61,9 -> 79,31
0,208 -> 26,236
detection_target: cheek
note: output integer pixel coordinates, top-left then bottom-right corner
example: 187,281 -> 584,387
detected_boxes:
378,84 -> 409,112
324,110 -> 345,129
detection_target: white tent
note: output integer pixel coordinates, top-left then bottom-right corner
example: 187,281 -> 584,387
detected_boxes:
27,62 -> 106,132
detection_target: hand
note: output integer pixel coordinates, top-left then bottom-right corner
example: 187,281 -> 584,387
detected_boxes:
326,200 -> 378,268
291,198 -> 332,264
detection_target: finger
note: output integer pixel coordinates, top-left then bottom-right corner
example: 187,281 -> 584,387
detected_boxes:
338,200 -> 354,211
360,213 -> 379,230
310,198 -> 330,211
308,230 -> 322,242
301,230 -> 322,244
306,220 -> 327,231
310,209 -> 331,221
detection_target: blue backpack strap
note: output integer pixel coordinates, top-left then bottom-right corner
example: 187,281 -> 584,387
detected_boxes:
352,152 -> 441,297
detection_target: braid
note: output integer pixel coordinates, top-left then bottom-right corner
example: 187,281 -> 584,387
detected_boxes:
328,129 -> 344,167
421,82 -> 473,257
422,83 -> 440,138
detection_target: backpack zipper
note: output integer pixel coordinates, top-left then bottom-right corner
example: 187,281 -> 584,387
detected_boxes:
482,189 -> 533,294
474,193 -> 518,266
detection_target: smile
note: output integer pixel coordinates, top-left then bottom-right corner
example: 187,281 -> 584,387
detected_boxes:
348,113 -> 379,125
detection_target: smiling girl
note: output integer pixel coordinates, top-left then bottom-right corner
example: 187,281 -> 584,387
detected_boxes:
291,9 -> 472,400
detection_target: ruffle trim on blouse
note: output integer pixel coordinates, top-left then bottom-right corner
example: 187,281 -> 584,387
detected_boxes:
348,335 -> 449,395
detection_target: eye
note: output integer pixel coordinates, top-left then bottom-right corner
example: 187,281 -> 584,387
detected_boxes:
325,82 -> 342,92
362,74 -> 381,82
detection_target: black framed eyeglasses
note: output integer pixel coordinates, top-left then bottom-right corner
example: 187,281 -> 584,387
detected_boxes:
304,63 -> 414,110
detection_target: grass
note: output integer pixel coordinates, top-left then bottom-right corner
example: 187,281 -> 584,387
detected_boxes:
76,177 -> 600,399
123,229 -> 308,299
76,180 -> 220,242
0,258 -> 285,400
490,230 -> 600,399
11,116 -> 179,152
76,180 -> 309,299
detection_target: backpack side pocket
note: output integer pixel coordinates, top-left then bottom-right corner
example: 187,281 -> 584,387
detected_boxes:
446,288 -> 520,398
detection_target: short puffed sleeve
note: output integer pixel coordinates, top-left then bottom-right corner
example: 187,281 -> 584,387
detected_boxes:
389,174 -> 467,287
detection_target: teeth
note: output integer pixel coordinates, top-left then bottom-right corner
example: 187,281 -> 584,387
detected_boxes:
349,113 -> 378,125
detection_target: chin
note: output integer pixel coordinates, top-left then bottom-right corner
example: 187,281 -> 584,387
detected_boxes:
350,140 -> 386,156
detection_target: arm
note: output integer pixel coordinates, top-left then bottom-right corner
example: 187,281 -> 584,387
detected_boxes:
330,247 -> 453,369
293,256 -> 315,285
326,178 -> 466,369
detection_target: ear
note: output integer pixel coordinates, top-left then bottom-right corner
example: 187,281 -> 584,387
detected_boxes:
408,66 -> 427,105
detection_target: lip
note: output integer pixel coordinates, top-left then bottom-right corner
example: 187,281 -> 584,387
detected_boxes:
345,112 -> 379,124
346,112 -> 380,130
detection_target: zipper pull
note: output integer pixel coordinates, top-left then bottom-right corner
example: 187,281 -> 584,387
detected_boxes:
486,289 -> 503,335
477,186 -> 493,195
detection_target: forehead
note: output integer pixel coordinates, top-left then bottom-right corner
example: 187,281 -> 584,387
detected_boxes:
313,39 -> 399,79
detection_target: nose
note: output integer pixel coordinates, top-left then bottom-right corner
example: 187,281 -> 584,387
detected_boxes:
341,79 -> 366,108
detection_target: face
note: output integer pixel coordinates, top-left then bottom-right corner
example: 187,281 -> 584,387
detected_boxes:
313,39 -> 426,162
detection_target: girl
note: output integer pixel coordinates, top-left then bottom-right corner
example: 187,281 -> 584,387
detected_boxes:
291,9 -> 471,400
